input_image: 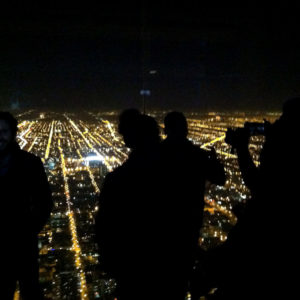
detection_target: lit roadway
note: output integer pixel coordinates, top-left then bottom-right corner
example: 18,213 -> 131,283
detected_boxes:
79,119 -> 126,163
16,117 -> 91,299
189,119 -> 260,164
45,120 -> 54,159
65,115 -> 118,171
58,138 -> 89,300
17,121 -> 35,149
66,125 -> 101,194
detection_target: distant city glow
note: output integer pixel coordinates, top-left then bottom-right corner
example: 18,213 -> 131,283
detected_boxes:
11,110 -> 279,299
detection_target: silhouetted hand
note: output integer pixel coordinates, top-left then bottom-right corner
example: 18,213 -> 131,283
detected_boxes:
226,127 -> 250,151
234,128 -> 250,149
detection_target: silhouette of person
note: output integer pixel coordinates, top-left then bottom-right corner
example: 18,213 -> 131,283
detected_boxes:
215,98 -> 300,299
0,112 -> 53,300
160,111 -> 226,299
95,109 -> 163,300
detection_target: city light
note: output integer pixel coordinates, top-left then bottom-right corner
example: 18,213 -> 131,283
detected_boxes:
12,110 -> 279,299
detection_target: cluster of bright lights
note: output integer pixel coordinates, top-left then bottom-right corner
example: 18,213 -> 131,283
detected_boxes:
15,112 -> 271,298
66,116 -> 115,171
66,126 -> 101,193
17,121 -> 35,149
76,150 -> 100,194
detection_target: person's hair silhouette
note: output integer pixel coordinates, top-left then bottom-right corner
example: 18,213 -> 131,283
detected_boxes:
164,111 -> 188,140
282,96 -> 300,118
118,109 -> 160,150
0,111 -> 18,135
138,114 -> 161,146
118,108 -> 141,149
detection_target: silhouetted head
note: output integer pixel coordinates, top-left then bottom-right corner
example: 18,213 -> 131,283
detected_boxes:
138,114 -> 161,147
118,109 -> 141,149
0,112 -> 18,154
164,111 -> 188,140
282,97 -> 300,122
118,109 -> 161,150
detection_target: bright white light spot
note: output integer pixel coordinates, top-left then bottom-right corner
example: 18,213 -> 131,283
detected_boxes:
85,155 -> 104,162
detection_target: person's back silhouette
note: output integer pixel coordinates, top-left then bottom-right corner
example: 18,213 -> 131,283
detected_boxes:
215,98 -> 300,299
160,112 -> 226,299
95,109 -> 163,300
0,112 -> 53,300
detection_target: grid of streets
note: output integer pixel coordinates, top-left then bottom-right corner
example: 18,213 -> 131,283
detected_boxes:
13,110 -> 279,299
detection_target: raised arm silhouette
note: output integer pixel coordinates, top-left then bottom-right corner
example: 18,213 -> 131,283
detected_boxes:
160,112 -> 226,299
212,98 -> 300,299
0,112 -> 53,300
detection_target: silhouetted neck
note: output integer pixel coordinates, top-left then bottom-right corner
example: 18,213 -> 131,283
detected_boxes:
0,141 -> 20,161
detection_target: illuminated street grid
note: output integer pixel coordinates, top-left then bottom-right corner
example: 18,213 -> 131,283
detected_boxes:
13,110 -> 279,299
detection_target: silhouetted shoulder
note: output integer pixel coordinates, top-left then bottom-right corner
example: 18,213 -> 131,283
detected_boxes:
191,142 -> 226,186
103,166 -> 121,181
190,142 -> 211,158
104,163 -> 130,182
99,167 -> 121,197
98,164 -> 129,203
163,139 -> 208,161
13,151 -> 48,186
16,149 -> 43,167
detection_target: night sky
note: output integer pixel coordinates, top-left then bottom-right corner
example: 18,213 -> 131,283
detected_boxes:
1,3 -> 300,112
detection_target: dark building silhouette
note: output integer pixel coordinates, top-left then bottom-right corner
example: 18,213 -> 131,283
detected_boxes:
0,111 -> 53,300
